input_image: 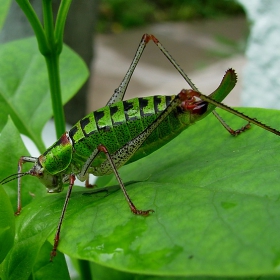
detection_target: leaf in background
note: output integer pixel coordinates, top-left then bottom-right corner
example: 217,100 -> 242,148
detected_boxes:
0,117 -> 45,212
1,238 -> 70,280
0,185 -> 15,264
0,119 -> 70,279
32,242 -> 70,280
0,118 -> 70,279
0,37 -> 89,152
0,0 -> 11,31
3,108 -> 280,278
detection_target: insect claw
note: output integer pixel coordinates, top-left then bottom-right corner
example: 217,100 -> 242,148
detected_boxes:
143,209 -> 155,216
131,208 -> 155,216
50,250 -> 56,262
231,122 -> 251,136
14,211 -> 20,216
50,235 -> 59,261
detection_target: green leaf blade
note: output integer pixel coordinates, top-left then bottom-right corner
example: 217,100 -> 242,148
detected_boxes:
7,107 -> 280,277
0,117 -> 45,210
0,37 -> 88,152
0,185 -> 15,264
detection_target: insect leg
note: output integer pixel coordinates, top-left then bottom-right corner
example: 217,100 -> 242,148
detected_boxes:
79,145 -> 154,216
85,177 -> 95,188
148,35 -> 199,91
16,156 -> 38,215
106,33 -> 199,106
149,35 -> 280,137
189,89 -> 280,137
107,34 -> 151,106
212,110 -> 251,136
50,174 -> 75,261
98,144 -> 154,216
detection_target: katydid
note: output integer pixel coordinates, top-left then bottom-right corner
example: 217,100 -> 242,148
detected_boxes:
1,34 -> 280,261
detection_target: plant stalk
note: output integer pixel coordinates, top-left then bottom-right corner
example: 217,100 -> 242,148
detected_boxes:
44,54 -> 65,137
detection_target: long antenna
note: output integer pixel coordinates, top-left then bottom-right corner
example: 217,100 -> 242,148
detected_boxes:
0,172 -> 28,185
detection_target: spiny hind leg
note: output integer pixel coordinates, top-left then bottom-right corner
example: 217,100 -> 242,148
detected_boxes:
107,34 -> 152,106
212,110 -> 251,136
107,33 -> 198,105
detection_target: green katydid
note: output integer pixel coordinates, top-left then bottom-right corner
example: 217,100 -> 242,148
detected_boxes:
1,34 -> 280,261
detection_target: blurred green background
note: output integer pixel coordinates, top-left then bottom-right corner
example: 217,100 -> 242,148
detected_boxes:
97,0 -> 244,33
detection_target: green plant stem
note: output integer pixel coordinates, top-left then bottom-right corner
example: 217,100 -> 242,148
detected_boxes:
55,0 -> 72,54
15,0 -> 49,54
41,0 -> 66,137
42,0 -> 55,50
16,0 -> 70,138
44,54 -> 65,137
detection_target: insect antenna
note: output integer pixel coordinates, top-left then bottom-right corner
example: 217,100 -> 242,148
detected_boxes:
0,172 -> 29,185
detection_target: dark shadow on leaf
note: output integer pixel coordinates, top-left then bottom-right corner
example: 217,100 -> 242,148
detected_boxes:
81,180 -> 145,198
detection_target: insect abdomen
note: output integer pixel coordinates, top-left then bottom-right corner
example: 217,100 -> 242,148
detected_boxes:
68,95 -> 184,166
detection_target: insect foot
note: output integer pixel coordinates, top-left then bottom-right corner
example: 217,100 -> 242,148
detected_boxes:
49,231 -> 59,262
131,206 -> 155,216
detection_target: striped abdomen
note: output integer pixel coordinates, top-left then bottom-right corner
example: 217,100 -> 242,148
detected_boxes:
69,95 -> 185,167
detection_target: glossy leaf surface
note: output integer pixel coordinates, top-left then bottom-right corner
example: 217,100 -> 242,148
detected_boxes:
2,108 -> 280,278
0,37 -> 88,152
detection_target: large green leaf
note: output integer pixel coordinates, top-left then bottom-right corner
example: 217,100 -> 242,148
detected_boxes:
32,242 -> 70,280
0,119 -> 70,280
2,108 -> 280,278
0,37 -> 88,152
0,184 -> 14,264
0,117 -> 45,211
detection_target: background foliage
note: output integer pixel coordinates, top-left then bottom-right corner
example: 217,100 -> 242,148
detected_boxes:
98,0 -> 244,33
